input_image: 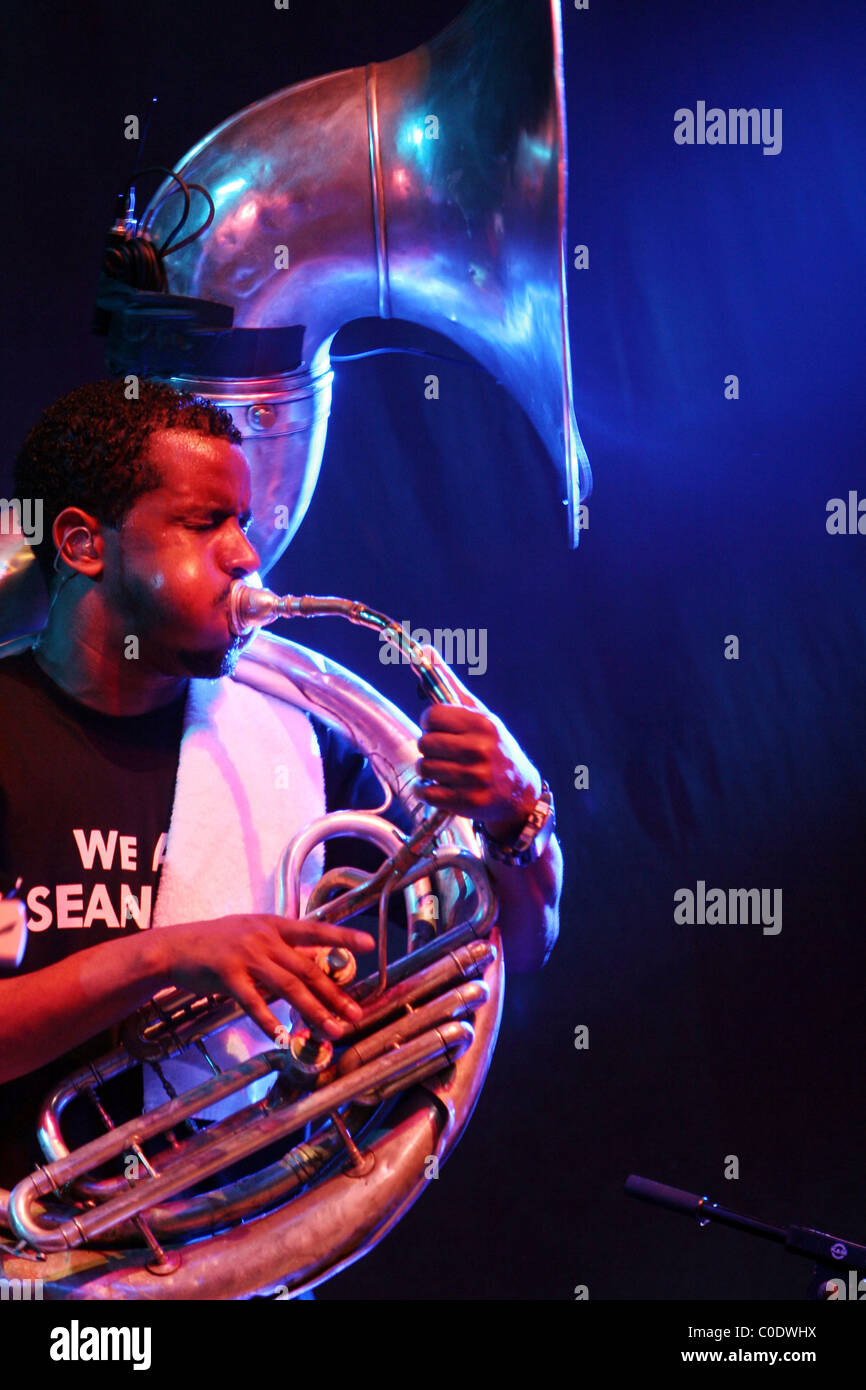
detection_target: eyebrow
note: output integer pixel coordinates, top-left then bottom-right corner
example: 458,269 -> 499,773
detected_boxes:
181,503 -> 253,525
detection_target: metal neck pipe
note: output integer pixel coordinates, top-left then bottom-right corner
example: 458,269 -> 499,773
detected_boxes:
229,580 -> 458,704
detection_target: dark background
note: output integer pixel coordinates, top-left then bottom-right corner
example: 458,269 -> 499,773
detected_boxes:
2,0 -> 864,1299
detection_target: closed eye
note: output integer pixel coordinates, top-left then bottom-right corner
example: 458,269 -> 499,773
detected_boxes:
186,513 -> 253,532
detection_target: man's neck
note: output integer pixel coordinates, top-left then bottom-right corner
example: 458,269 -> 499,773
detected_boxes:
32,631 -> 188,717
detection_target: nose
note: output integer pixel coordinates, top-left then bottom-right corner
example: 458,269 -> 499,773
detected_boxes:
225,522 -> 261,577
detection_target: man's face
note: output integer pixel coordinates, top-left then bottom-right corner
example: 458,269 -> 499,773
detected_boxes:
102,428 -> 261,679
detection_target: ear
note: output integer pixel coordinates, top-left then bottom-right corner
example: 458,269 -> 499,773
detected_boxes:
52,507 -> 104,577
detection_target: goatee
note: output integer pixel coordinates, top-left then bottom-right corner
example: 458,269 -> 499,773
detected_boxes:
176,640 -> 243,679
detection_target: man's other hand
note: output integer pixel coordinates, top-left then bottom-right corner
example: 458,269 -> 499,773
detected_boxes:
158,915 -> 375,1043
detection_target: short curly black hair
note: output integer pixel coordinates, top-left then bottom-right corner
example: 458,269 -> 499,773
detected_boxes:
13,379 -> 243,586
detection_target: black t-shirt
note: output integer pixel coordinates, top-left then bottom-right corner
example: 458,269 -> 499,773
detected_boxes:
0,649 -> 410,1187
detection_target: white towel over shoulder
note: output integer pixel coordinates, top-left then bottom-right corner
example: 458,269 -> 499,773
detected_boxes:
145,672 -> 325,1120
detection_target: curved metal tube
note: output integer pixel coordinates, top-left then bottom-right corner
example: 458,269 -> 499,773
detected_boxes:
9,1024 -> 474,1254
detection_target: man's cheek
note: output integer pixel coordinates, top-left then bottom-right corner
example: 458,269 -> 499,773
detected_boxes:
154,559 -> 210,612
162,549 -> 205,589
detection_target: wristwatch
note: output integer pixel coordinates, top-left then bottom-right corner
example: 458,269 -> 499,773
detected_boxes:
475,778 -> 556,867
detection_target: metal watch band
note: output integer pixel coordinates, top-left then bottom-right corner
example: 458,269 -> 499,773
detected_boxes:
475,779 -> 556,867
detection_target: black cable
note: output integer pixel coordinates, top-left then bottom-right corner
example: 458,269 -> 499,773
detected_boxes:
144,169 -> 192,255
119,166 -> 192,253
103,166 -> 216,295
161,183 -> 215,255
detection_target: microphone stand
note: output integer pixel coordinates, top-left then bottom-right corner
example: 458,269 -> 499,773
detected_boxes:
625,1174 -> 866,1300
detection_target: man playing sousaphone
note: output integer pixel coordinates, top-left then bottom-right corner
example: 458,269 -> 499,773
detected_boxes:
0,379 -> 562,1286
